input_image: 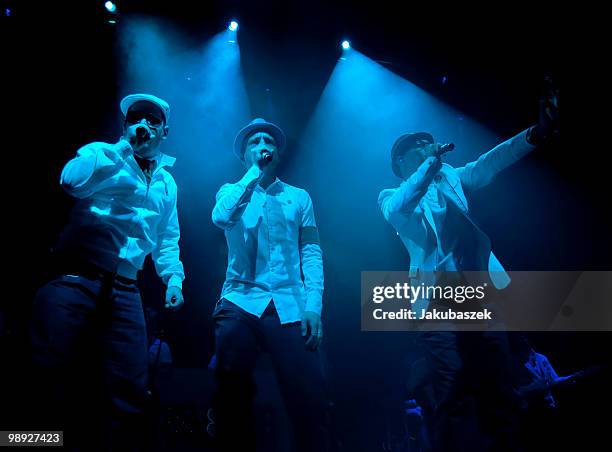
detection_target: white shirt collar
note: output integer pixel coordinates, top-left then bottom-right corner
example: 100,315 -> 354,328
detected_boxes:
157,152 -> 176,169
255,177 -> 282,193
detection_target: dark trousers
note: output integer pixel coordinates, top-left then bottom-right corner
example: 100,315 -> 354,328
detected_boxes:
421,331 -> 520,452
212,299 -> 328,452
31,274 -> 149,452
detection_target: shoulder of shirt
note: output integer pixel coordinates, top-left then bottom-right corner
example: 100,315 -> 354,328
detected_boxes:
217,181 -> 234,192
81,141 -> 113,150
440,163 -> 461,180
279,180 -> 308,196
378,187 -> 398,202
440,163 -> 461,184
534,352 -> 548,361
278,182 -> 313,209
79,141 -> 133,156
158,167 -> 176,181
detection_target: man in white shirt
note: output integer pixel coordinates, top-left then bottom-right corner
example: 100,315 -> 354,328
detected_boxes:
211,118 -> 326,451
378,93 -> 558,451
31,94 -> 185,451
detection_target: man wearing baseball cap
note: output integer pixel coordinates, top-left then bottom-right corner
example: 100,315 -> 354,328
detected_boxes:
31,93 -> 185,450
378,92 -> 559,451
211,118 -> 327,451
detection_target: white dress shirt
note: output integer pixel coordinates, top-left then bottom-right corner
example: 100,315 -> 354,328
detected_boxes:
59,139 -> 184,288
212,166 -> 324,324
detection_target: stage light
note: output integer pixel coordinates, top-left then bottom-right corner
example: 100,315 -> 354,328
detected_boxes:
228,20 -> 239,32
341,40 -> 351,50
104,2 -> 117,13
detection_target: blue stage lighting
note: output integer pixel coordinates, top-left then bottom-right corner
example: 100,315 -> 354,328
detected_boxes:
341,40 -> 351,50
228,20 -> 239,32
104,2 -> 117,13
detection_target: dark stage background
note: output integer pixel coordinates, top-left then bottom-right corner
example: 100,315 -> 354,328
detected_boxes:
2,1 -> 610,450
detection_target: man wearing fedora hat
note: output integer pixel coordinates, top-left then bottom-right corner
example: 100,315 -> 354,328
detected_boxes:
211,118 -> 327,451
31,94 -> 185,450
378,95 -> 558,451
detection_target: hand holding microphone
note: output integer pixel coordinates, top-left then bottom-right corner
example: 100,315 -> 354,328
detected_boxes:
249,146 -> 274,171
135,126 -> 151,143
124,124 -> 152,153
423,143 -> 454,177
133,125 -> 151,148
261,150 -> 273,163
433,143 -> 455,158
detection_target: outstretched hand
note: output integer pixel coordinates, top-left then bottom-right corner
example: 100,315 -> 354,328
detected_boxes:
529,77 -> 560,145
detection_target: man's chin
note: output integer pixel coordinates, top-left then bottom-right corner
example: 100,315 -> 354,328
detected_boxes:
135,146 -> 160,159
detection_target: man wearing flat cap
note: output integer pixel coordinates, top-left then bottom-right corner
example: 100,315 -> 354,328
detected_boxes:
378,94 -> 558,451
31,94 -> 185,450
211,118 -> 327,451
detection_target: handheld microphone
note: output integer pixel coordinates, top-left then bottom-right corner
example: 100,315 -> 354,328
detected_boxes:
435,143 -> 455,157
136,126 -> 150,142
262,151 -> 273,163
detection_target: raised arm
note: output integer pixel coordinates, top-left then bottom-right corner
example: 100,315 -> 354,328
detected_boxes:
378,156 -> 441,222
211,165 -> 263,230
60,140 -> 132,198
455,129 -> 536,191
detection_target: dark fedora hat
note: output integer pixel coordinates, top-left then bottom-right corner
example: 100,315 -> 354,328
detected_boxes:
390,132 -> 434,178
233,118 -> 286,160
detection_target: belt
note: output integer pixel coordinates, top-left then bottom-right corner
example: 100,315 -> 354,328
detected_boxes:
60,260 -> 137,285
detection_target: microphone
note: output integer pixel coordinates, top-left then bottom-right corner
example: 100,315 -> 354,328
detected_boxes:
435,143 -> 455,157
261,151 -> 273,163
136,126 -> 150,142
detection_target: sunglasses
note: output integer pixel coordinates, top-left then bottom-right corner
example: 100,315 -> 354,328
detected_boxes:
125,110 -> 164,127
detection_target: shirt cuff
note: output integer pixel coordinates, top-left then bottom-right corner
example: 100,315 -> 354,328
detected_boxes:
524,127 -> 540,147
167,274 -> 183,289
513,128 -> 537,159
305,292 -> 323,316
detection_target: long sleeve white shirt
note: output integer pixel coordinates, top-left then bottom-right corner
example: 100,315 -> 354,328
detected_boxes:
59,139 -> 184,288
212,166 -> 324,324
